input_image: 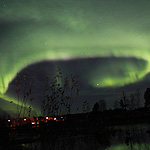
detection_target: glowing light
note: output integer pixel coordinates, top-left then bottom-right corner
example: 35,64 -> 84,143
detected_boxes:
0,93 -> 40,116
54,118 -> 56,120
0,0 -> 150,95
46,117 -> 48,120
0,0 -> 150,115
8,120 -> 10,122
31,122 -> 35,125
24,119 -> 26,121
88,58 -> 150,87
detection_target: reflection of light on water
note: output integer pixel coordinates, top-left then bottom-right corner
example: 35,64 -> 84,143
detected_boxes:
22,144 -> 26,147
108,145 -> 129,150
21,143 -> 30,149
6,122 -> 150,149
108,143 -> 150,150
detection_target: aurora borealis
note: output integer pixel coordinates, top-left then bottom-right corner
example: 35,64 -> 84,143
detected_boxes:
0,0 -> 150,115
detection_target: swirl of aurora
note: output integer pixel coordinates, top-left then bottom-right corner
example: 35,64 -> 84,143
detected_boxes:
0,0 -> 150,115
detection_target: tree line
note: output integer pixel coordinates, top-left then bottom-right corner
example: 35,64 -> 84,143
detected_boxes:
92,88 -> 150,113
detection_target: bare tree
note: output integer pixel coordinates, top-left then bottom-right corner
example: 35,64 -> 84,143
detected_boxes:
99,99 -> 107,112
119,91 -> 129,110
63,74 -> 79,114
135,89 -> 141,108
42,67 -> 79,116
129,93 -> 136,110
92,102 -> 99,112
14,72 -> 34,117
82,100 -> 90,113
144,88 -> 150,107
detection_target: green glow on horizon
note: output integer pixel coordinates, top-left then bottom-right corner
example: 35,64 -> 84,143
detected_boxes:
0,94 -> 41,116
108,143 -> 150,150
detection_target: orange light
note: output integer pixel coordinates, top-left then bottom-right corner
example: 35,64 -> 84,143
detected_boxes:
54,118 -> 56,120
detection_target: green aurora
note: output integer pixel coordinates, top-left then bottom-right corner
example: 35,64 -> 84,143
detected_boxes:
0,93 -> 40,116
0,0 -> 150,115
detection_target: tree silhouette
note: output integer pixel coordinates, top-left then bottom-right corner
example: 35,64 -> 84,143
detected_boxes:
119,91 -> 129,110
82,100 -> 90,113
14,72 -> 34,117
129,93 -> 136,110
92,102 -> 100,112
99,99 -> 107,112
42,67 -> 79,116
144,88 -> 150,107
135,89 -> 141,108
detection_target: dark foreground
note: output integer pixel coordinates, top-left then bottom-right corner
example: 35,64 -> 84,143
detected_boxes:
1,108 -> 150,150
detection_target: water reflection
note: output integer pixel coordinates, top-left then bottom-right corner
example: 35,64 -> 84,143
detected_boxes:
1,123 -> 150,150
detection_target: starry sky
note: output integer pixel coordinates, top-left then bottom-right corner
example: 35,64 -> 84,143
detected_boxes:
0,0 -> 150,116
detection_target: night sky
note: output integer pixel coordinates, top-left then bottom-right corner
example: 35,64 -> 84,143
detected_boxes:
0,0 -> 150,116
